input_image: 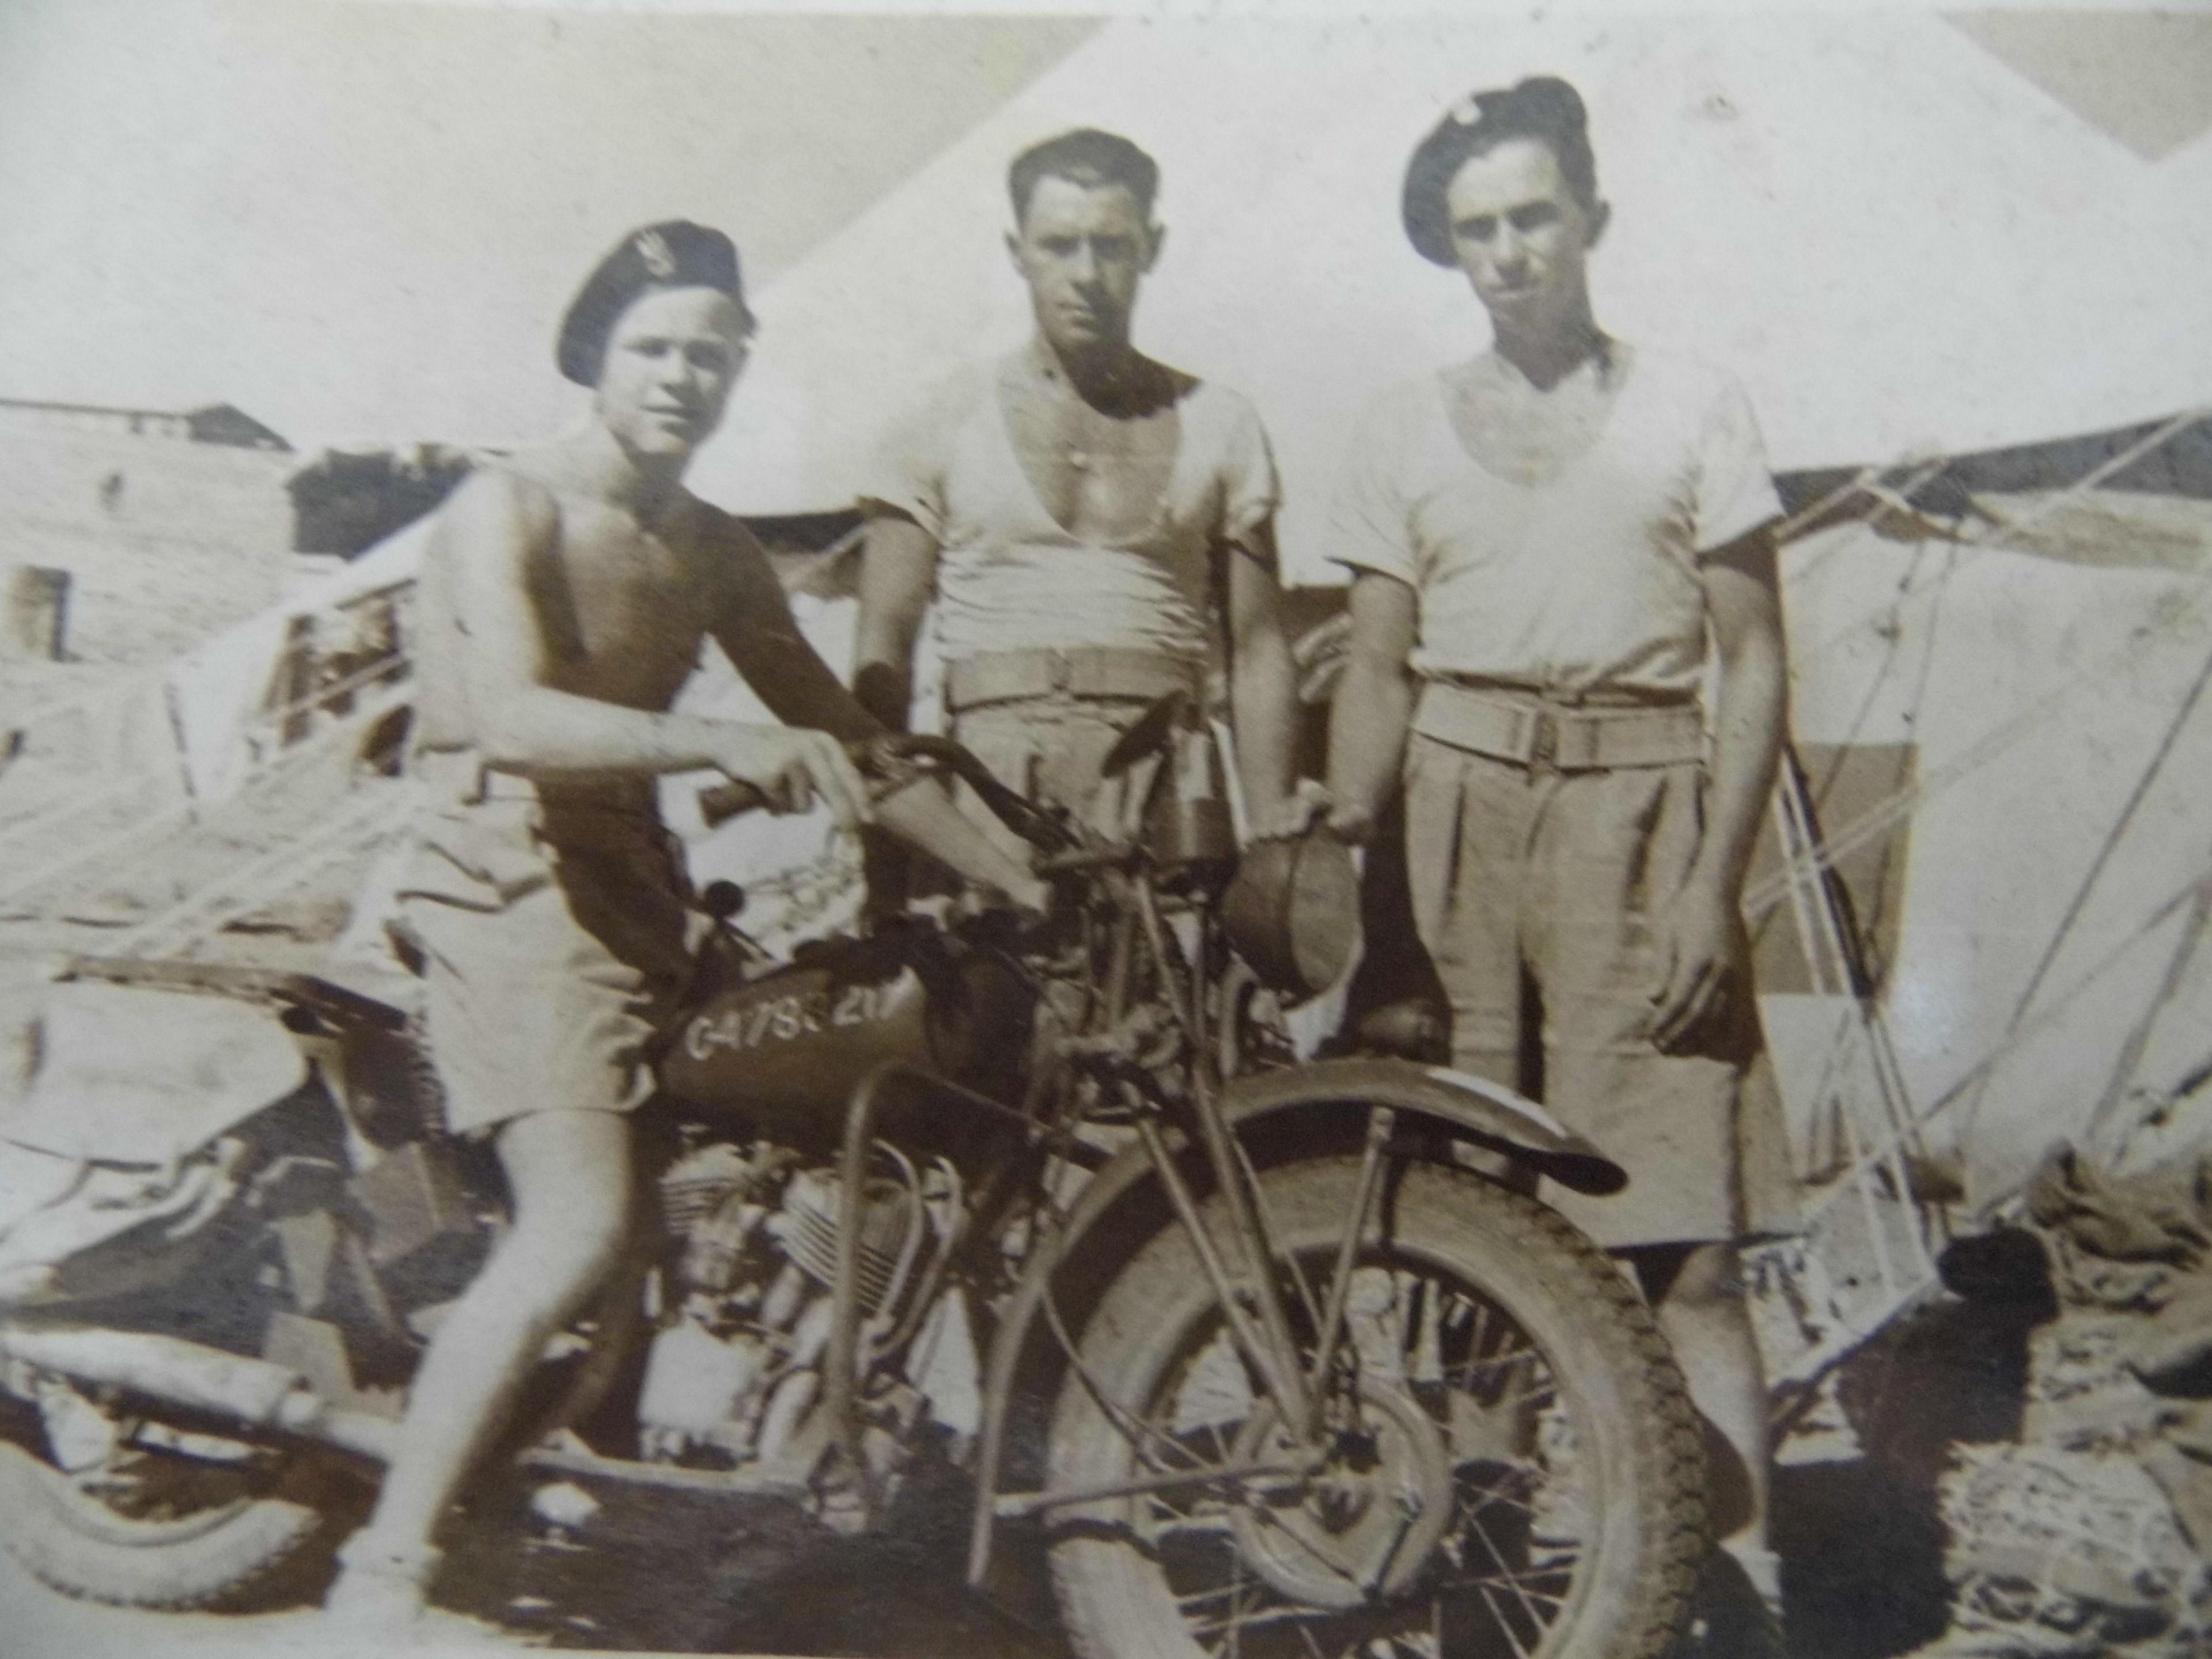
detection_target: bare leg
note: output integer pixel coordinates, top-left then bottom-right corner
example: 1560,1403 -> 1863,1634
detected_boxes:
1645,1243 -> 1777,1601
329,1109 -> 632,1615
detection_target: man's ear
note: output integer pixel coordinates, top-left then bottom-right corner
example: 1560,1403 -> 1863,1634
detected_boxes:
1142,222 -> 1166,274
1005,226 -> 1027,275
1585,199 -> 1611,249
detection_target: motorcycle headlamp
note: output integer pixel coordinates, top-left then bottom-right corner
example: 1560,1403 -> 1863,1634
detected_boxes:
1219,829 -> 1362,1002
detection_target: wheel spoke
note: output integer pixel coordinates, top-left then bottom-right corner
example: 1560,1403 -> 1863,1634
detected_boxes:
1472,1581 -> 1542,1659
1461,1509 -> 1562,1633
1453,1466 -> 1538,1521
1074,1187 -> 1625,1659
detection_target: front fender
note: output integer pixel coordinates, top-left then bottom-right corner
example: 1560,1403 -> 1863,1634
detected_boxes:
965,1056 -> 1624,1579
1005,1057 -> 1621,1366
1217,1058 -> 1624,1196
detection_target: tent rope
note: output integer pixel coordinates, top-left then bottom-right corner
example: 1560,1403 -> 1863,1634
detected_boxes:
1747,410 -> 2212,922
1951,631 -> 2212,1145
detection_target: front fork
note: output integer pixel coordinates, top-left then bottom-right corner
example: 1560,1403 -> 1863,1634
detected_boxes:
1127,880 -> 1395,1450
963,874 -> 1401,1581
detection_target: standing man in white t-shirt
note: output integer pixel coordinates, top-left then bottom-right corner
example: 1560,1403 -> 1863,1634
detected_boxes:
1324,78 -> 1791,1628
852,128 -> 1304,849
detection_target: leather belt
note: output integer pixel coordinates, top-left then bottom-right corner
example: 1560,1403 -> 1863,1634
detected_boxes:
945,647 -> 1204,713
1411,681 -> 1705,772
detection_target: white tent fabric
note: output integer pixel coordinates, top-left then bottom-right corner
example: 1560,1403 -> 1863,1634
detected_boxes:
1773,518 -> 2212,1206
687,11 -> 2212,585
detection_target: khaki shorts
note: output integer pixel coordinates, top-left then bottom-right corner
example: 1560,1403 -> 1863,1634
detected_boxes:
1402,736 -> 1761,1248
390,791 -> 692,1139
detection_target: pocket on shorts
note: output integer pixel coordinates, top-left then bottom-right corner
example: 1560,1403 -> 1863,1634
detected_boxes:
398,804 -> 551,910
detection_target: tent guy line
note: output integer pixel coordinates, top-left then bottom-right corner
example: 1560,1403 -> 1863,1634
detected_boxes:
1742,410 -> 2212,923
1950,628 -> 2212,1147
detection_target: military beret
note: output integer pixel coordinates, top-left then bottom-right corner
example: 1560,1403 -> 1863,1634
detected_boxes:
1402,77 -> 1598,267
555,220 -> 751,387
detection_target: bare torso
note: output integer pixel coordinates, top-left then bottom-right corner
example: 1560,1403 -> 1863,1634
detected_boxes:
994,347 -> 1191,543
413,452 -> 740,752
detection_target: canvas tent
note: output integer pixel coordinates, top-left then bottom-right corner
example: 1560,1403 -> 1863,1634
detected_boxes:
684,12 -> 2212,565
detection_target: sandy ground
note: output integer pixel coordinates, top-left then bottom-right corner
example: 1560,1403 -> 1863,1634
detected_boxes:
0,1297 -> 2013,1659
0,1457 -> 1069,1659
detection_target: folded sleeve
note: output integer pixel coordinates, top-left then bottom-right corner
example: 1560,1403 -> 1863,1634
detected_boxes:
853,374 -> 967,543
1214,391 -> 1283,565
1327,386 -> 1423,588
1692,371 -> 1785,557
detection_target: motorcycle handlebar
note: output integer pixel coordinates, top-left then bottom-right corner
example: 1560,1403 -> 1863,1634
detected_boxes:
694,733 -> 1080,855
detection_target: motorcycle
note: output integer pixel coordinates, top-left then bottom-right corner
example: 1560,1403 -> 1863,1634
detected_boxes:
0,719 -> 1709,1659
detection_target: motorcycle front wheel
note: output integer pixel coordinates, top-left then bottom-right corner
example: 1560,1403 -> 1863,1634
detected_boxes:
1046,1155 -> 1708,1659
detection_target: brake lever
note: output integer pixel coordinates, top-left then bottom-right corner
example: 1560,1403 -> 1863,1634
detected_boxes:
851,733 -> 1082,855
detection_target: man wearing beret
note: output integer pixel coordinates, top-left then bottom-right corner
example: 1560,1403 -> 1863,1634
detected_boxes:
326,221 -> 1048,1629
851,128 -> 1306,854
1325,81 -> 1792,1625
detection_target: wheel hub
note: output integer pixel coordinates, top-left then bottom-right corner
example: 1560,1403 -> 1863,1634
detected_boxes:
1228,1381 -> 1456,1610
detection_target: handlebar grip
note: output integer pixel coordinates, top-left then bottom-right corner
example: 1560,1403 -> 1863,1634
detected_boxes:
698,779 -> 771,828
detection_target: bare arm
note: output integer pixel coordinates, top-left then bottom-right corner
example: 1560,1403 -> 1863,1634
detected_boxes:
1222,525 -> 1303,836
709,530 -> 1047,912
1695,531 -> 1789,900
435,471 -> 869,827
1323,573 -> 1421,843
851,513 -> 942,730
710,531 -> 884,749
1650,527 -> 1789,1046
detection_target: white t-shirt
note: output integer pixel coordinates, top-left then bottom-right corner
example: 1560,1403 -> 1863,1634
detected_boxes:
1330,346 -> 1783,699
859,358 -> 1280,665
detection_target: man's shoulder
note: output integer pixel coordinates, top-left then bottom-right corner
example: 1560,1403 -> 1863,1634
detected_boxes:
681,497 -> 774,569
1345,372 -> 1442,443
1621,342 -> 1753,414
431,458 -> 561,543
896,358 -> 1002,431
1172,370 -> 1261,426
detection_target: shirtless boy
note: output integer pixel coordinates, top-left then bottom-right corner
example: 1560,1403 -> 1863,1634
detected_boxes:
326,221 -> 1046,1628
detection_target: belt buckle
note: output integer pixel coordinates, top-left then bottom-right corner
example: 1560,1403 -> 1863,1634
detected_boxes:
1046,649 -> 1073,693
1528,709 -> 1559,771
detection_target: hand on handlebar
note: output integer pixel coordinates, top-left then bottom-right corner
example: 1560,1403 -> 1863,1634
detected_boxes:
710,727 -> 872,831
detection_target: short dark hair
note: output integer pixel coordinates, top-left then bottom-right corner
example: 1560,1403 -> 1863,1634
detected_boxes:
1401,76 -> 1600,267
1007,128 -> 1160,226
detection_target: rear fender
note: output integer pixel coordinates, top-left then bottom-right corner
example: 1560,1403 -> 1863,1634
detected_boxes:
5,980 -> 308,1166
966,1057 -> 1623,1575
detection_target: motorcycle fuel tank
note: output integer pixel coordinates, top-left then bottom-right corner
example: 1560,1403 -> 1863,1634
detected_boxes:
657,931 -> 1030,1150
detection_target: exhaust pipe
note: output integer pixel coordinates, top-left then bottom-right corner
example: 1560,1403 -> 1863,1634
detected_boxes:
0,1324 -> 397,1463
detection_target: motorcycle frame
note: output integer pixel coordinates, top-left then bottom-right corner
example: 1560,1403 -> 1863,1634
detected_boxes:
774,827 -> 1625,1588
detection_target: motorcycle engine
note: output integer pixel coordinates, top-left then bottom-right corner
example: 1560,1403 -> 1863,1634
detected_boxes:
637,1134 -> 952,1469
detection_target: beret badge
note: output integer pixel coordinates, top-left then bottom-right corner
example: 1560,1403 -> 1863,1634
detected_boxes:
633,229 -> 678,280
555,219 -> 747,387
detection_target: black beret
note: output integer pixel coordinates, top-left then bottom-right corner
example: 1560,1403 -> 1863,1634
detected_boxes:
555,221 -> 749,387
1402,77 -> 1597,267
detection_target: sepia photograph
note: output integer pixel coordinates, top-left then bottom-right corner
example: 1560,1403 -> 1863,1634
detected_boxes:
3,3 -> 2211,1657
